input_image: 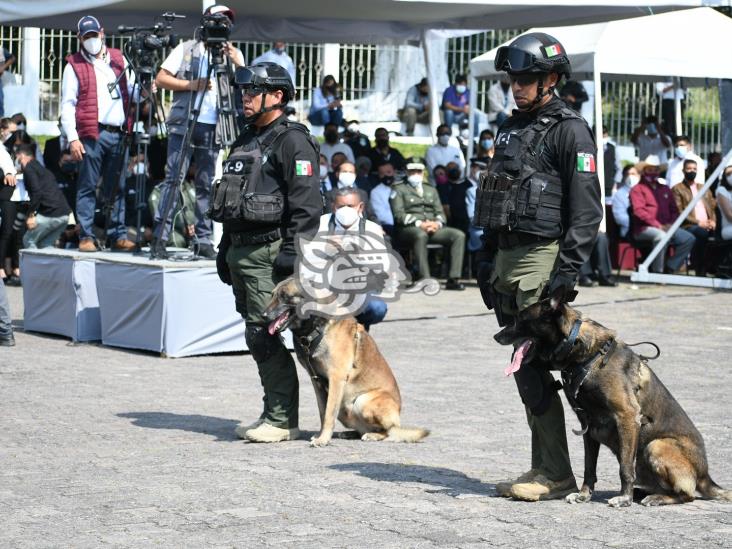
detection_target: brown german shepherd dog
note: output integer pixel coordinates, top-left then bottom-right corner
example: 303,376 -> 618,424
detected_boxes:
264,278 -> 429,447
494,287 -> 732,507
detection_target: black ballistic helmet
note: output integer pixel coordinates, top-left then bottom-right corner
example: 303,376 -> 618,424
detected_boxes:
235,62 -> 295,102
495,32 -> 571,80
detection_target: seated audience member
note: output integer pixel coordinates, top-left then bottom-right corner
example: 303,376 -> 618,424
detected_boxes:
328,152 -> 348,188
578,232 -> 618,287
369,162 -> 397,237
441,74 -> 475,131
476,129 -> 495,161
342,120 -> 372,159
320,122 -> 355,163
251,41 -> 296,84
631,115 -> 671,166
368,127 -> 406,173
432,165 -> 449,206
666,135 -> 705,187
318,153 -> 330,191
611,165 -> 640,238
425,124 -> 465,183
630,155 -> 694,273
671,158 -> 716,276
319,186 -> 388,330
14,144 -> 71,249
440,161 -> 462,212
354,156 -> 374,193
487,75 -> 515,127
463,158 -> 487,256
308,74 -> 343,127
390,162 -> 465,290
716,162 -> 732,241
324,161 -> 373,218
400,78 -> 430,136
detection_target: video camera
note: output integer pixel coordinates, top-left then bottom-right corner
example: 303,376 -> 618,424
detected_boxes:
118,12 -> 184,74
199,12 -> 231,46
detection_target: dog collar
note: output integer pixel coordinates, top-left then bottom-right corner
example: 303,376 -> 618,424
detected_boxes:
551,319 -> 583,362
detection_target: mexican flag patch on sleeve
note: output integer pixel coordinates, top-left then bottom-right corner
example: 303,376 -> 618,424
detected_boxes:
576,153 -> 596,173
295,159 -> 313,176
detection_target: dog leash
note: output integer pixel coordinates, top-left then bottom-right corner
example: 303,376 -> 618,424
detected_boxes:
625,341 -> 661,361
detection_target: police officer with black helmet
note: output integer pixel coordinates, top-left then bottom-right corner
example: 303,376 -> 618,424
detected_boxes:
473,33 -> 602,500
210,62 -> 322,443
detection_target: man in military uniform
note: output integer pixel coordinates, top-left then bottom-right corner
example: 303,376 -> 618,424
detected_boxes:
390,162 -> 465,290
211,63 -> 322,443
473,33 -> 602,500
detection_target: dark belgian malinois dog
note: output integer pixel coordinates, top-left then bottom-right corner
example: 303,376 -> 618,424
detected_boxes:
494,287 -> 731,507
264,278 -> 429,447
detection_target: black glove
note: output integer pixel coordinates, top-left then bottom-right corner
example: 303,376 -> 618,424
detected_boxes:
216,234 -> 232,286
543,271 -> 578,303
273,249 -> 298,278
476,260 -> 495,310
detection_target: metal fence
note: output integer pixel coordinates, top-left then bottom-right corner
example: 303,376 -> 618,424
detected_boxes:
0,25 -> 723,154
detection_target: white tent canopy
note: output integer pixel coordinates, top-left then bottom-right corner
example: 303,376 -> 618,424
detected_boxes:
470,7 -> 732,85
0,0 -> 708,44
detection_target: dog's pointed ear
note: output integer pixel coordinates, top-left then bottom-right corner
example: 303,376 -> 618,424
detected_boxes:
549,285 -> 566,311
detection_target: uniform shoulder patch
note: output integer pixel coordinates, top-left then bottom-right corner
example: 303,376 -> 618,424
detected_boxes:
295,159 -> 312,176
389,190 -> 397,199
576,152 -> 596,173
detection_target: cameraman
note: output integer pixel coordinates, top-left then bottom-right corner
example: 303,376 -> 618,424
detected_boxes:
152,4 -> 244,258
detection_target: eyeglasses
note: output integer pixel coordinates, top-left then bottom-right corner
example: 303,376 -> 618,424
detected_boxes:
509,73 -> 541,86
240,87 -> 266,97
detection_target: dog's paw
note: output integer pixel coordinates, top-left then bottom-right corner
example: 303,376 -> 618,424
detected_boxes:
309,435 -> 330,447
361,432 -> 386,442
565,491 -> 592,504
608,495 -> 633,508
640,494 -> 667,506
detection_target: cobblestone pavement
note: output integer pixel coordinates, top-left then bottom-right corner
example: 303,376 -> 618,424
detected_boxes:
2,281 -> 731,548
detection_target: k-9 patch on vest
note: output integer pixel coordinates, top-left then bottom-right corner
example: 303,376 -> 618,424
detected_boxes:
576,153 -> 596,173
295,159 -> 312,176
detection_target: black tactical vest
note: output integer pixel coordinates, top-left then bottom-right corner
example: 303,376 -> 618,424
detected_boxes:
208,120 -> 314,225
473,106 -> 584,239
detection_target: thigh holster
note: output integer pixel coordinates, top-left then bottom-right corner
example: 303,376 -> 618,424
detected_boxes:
245,324 -> 280,363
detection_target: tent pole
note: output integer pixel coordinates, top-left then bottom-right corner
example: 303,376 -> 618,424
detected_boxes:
421,30 -> 440,144
674,76 -> 682,137
633,146 -> 732,280
467,74 -> 478,174
593,61 -> 606,232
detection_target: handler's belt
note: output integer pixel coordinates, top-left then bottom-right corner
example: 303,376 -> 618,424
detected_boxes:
497,231 -> 552,250
229,228 -> 282,247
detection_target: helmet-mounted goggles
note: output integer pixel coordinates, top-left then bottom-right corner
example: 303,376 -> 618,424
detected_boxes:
494,46 -> 552,74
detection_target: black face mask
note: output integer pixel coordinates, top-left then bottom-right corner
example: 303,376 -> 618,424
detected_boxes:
375,138 -> 389,148
324,132 -> 338,144
447,167 -> 461,180
380,175 -> 394,186
684,171 -> 697,181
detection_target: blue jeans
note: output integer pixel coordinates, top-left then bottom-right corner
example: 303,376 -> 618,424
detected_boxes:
0,277 -> 10,337
154,123 -> 219,245
76,129 -> 128,241
0,83 -> 4,117
635,226 -> 695,273
23,214 -> 69,249
308,107 -> 343,127
356,297 -> 387,330
442,109 -> 479,135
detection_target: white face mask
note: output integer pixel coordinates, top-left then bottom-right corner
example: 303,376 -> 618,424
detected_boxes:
347,123 -> 359,134
455,85 -> 467,94
319,165 -> 329,180
335,206 -> 360,228
675,145 -> 688,159
83,36 -> 103,56
437,134 -> 450,146
627,175 -> 640,187
726,173 -> 732,185
133,162 -> 146,176
338,172 -> 356,187
407,173 -> 423,186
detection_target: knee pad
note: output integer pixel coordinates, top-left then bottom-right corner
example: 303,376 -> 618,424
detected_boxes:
245,324 -> 280,363
514,364 -> 556,416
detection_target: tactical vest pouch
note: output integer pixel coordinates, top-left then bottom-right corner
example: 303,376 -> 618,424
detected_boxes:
473,173 -> 518,230
515,173 -> 563,237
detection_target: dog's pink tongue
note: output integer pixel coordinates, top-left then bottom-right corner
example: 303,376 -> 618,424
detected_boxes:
267,322 -> 277,336
505,340 -> 532,376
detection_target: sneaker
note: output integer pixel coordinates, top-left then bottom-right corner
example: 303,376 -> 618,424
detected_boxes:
79,238 -> 97,252
112,238 -> 136,252
197,243 -> 217,259
578,275 -> 596,287
5,275 -> 21,287
598,274 -> 618,287
0,332 -> 15,347
235,418 -> 265,440
510,474 -> 578,502
495,469 -> 541,497
244,422 -> 299,443
445,278 -> 465,291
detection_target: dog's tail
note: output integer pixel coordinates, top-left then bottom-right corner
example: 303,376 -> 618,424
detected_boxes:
698,475 -> 732,501
385,426 -> 430,443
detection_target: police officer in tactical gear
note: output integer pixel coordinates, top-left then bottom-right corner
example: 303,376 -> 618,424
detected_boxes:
474,32 -> 602,500
211,62 -> 322,443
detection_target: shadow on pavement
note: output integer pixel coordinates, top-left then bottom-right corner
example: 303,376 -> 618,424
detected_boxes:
117,412 -> 241,442
330,462 -> 496,497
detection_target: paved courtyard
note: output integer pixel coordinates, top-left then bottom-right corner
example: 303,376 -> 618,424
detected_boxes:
1,280 -> 731,548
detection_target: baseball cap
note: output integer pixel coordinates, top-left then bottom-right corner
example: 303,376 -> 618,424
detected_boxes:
406,162 -> 425,171
77,15 -> 102,37
204,4 -> 235,23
